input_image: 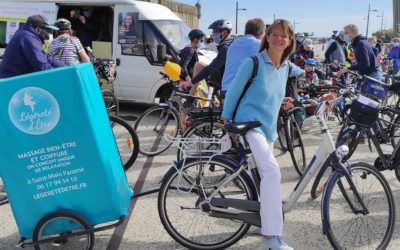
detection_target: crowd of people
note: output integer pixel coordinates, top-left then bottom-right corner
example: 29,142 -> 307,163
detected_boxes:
1,11 -> 399,250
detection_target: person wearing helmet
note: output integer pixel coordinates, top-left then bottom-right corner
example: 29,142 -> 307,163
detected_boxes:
301,58 -> 319,88
0,15 -> 65,78
178,29 -> 205,81
49,18 -> 90,66
180,19 -> 234,94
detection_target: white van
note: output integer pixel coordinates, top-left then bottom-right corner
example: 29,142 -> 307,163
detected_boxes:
0,0 -> 198,103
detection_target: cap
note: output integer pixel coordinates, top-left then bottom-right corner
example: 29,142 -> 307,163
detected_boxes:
27,15 -> 58,31
296,32 -> 305,37
303,38 -> 314,48
337,31 -> 344,37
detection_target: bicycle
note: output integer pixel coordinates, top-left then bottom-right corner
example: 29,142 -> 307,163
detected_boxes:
109,115 -> 140,171
134,72 -> 223,156
158,92 -> 396,250
311,75 -> 400,199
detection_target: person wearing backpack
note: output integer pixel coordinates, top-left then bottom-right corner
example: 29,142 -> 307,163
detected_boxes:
49,18 -> 90,66
222,19 -> 295,250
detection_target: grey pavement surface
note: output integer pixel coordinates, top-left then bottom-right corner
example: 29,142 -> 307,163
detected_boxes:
1,114 -> 400,249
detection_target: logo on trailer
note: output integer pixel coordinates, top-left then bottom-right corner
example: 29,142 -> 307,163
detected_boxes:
8,87 -> 60,135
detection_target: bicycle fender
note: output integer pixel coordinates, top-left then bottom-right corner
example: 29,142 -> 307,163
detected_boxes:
159,155 -> 241,184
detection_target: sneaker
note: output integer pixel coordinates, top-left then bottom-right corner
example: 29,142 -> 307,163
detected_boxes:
261,236 -> 293,250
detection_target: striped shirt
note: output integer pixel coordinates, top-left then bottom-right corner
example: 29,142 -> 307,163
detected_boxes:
49,35 -> 84,66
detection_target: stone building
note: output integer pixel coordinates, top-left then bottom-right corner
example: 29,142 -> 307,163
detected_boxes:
141,0 -> 201,29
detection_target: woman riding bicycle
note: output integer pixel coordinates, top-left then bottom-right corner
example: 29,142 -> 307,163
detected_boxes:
49,18 -> 90,66
222,19 -> 295,250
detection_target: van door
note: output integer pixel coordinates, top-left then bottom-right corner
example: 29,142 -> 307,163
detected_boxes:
113,5 -> 169,103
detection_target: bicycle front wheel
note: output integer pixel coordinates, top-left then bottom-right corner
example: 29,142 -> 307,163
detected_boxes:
134,105 -> 179,156
158,158 -> 256,250
322,162 -> 395,250
109,115 -> 139,171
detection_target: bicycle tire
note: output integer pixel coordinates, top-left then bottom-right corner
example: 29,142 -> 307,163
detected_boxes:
176,121 -> 226,161
134,105 -> 179,156
286,116 -> 306,176
158,158 -> 257,250
109,115 -> 139,171
102,89 -> 119,116
33,210 -> 94,250
321,162 -> 395,250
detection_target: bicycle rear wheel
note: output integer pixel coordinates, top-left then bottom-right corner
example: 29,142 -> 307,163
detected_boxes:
134,105 -> 179,156
158,158 -> 256,250
109,115 -> 139,171
286,116 -> 306,176
321,162 -> 395,250
102,89 -> 119,116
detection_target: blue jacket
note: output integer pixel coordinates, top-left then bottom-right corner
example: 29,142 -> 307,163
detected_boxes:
221,34 -> 260,91
348,35 -> 380,75
0,25 -> 65,78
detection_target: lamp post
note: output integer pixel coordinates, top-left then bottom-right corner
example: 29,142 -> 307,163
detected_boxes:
377,11 -> 384,32
366,3 -> 378,37
293,19 -> 299,31
235,1 -> 246,34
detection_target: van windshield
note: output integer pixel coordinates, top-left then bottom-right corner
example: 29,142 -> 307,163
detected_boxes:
152,20 -> 191,51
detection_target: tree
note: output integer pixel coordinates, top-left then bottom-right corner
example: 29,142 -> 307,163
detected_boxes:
372,29 -> 395,43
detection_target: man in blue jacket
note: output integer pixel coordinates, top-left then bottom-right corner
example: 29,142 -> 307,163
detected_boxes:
0,15 -> 65,78
221,18 -> 265,100
337,24 -> 381,80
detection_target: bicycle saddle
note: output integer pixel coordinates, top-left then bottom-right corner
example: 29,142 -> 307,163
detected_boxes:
224,121 -> 262,134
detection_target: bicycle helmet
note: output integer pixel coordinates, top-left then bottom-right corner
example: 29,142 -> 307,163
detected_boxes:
208,19 -> 233,32
188,29 -> 205,41
305,59 -> 317,66
54,18 -> 71,30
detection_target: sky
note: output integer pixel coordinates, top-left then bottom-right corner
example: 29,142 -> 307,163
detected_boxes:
177,0 -> 394,37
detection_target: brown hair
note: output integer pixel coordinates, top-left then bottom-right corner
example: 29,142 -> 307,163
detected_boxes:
245,18 -> 265,37
259,19 -> 295,64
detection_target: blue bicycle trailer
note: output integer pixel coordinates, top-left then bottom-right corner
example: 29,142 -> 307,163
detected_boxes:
0,63 -> 132,249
